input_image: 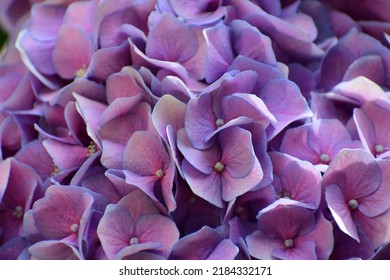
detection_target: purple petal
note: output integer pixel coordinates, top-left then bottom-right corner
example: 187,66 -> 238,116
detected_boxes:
325,184 -> 359,242
260,78 -> 312,140
354,209 -> 390,249
279,160 -> 322,209
152,95 -> 187,145
33,186 -> 94,240
28,240 -> 80,260
343,55 -> 386,85
204,23 -> 235,82
28,3 -> 66,40
97,205 -> 135,259
74,93 -> 107,146
219,127 -> 256,178
358,160 -> 390,217
170,226 -> 236,260
221,159 -> 263,202
177,129 -> 219,174
146,14 -> 197,62
123,131 -> 170,176
87,42 -> 131,82
323,149 -> 381,199
135,214 -> 179,258
185,93 -> 217,150
246,230 -> 281,259
52,25 -> 93,80
181,159 -> 223,208
231,19 -> 276,65
117,190 -> 160,221
43,139 -> 87,170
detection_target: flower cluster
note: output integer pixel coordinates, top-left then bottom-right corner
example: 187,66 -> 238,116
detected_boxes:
1,0 -> 390,260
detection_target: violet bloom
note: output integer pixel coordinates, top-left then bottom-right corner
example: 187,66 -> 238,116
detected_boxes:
129,12 -> 207,91
310,77 -> 388,125
185,70 -> 275,150
0,158 -> 42,244
269,152 -> 322,209
203,19 -> 276,83
28,185 -> 108,259
177,126 -> 263,208
318,28 -> 390,91
354,101 -> 390,157
122,130 -> 176,212
246,200 -> 334,260
228,0 -> 324,63
323,149 -> 390,249
97,190 -> 179,260
280,118 -> 361,171
170,226 -> 238,260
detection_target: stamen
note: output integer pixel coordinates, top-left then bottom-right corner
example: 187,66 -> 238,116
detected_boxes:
215,118 -> 224,127
51,165 -> 61,176
155,169 -> 164,179
375,144 -> 384,155
87,141 -> 98,157
214,162 -> 224,172
320,153 -> 330,163
70,223 -> 79,233
348,199 -> 358,210
130,237 -> 139,245
13,206 -> 24,219
284,239 -> 294,248
75,65 -> 87,78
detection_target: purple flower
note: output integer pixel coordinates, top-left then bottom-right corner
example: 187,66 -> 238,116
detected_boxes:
122,131 -> 176,212
280,118 -> 361,171
354,101 -> 390,157
28,185 -> 108,259
0,158 -> 42,244
269,152 -> 322,209
178,126 -> 263,208
246,200 -> 334,260
185,71 -> 275,150
318,28 -> 390,91
323,148 -> 390,248
97,190 -> 179,260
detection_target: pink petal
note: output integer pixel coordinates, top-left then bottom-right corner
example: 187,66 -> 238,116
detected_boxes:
325,184 -> 359,242
123,131 -> 170,176
52,25 -> 93,80
135,214 -> 179,258
220,127 -> 256,178
145,14 -> 198,62
182,160 -> 223,208
97,205 -> 135,259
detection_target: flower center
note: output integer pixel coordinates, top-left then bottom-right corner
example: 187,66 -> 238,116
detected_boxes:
215,118 -> 224,127
75,65 -> 87,78
13,206 -> 24,219
214,162 -> 224,172
70,223 -> 79,233
130,237 -> 139,245
320,153 -> 330,163
284,239 -> 294,248
348,199 -> 358,210
51,165 -> 61,176
87,141 -> 98,157
375,144 -> 384,155
155,169 -> 164,179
